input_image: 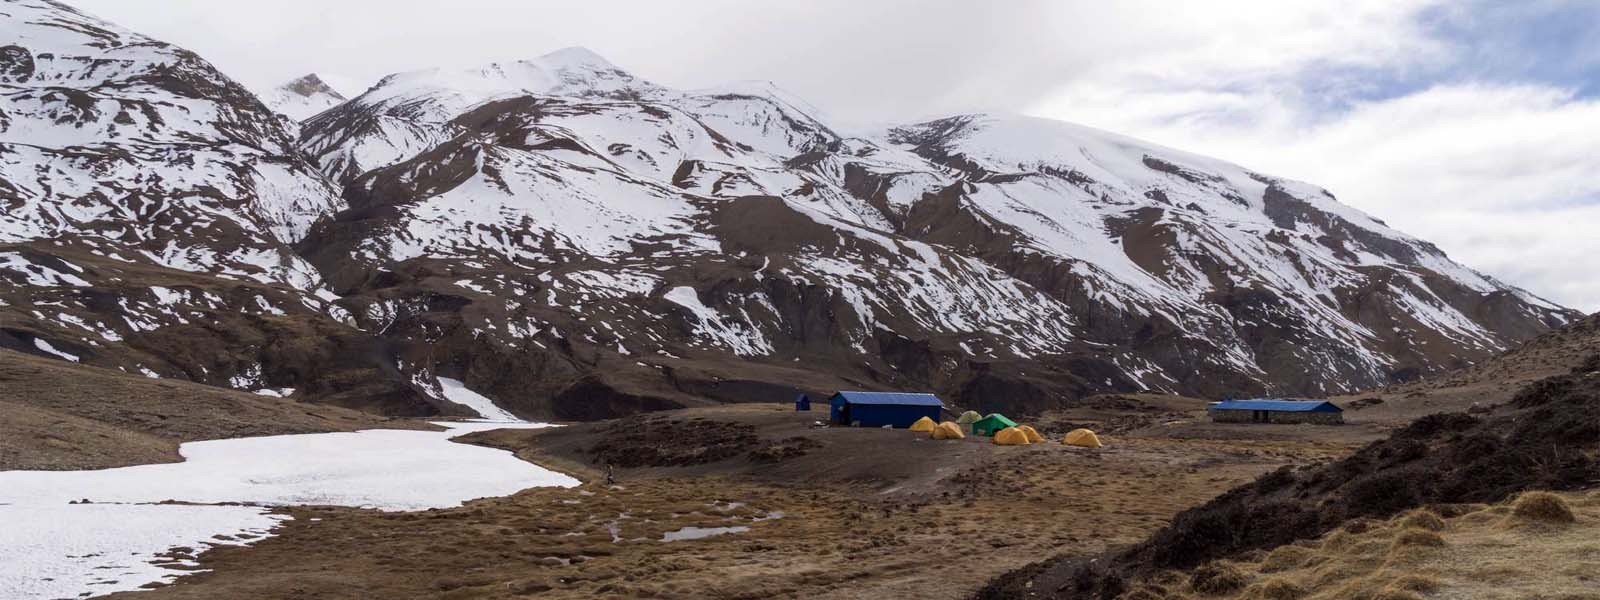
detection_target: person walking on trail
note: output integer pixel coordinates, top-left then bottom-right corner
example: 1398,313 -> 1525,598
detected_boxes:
604,463 -> 616,486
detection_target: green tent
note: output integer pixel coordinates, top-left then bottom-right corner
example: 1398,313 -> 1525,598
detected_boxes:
971,413 -> 1018,437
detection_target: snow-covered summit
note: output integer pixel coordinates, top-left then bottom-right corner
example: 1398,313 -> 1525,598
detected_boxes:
263,73 -> 347,121
353,46 -> 662,120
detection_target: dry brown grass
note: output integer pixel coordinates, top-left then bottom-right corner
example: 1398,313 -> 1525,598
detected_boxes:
1391,527 -> 1446,548
1367,589 -> 1423,600
1509,491 -> 1577,524
1131,489 -> 1599,600
99,428 -> 1341,600
1258,545 -> 1315,573
1248,577 -> 1305,600
1384,573 -> 1440,593
1396,509 -> 1445,532
1190,561 -> 1250,595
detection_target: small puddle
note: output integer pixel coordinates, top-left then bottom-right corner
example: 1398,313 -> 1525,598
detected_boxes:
660,526 -> 750,542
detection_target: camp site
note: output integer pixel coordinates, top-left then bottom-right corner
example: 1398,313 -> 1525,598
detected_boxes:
400,384 -> 1437,598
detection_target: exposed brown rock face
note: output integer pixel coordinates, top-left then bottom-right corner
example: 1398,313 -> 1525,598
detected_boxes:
1,2 -> 1581,422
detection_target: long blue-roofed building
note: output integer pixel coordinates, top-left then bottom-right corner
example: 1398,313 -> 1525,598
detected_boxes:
829,391 -> 943,428
1208,399 -> 1344,425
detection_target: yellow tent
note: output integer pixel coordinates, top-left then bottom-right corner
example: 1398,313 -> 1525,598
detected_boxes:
1017,425 -> 1045,444
993,426 -> 1032,445
1063,428 -> 1103,448
931,421 -> 966,440
909,416 -> 937,432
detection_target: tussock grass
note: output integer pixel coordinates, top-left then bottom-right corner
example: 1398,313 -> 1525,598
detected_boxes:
1385,573 -> 1440,592
1258,545 -> 1314,573
1190,561 -> 1250,595
1391,527 -> 1445,548
1125,490 -> 1600,600
1508,491 -> 1576,524
1397,509 -> 1445,532
1247,577 -> 1305,600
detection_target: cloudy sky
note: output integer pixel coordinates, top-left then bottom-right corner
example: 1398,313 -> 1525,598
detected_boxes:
75,0 -> 1600,311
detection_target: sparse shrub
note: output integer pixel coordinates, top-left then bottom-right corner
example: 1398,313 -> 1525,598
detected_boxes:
1509,491 -> 1576,523
1397,509 -> 1445,532
1250,577 -> 1305,600
1189,561 -> 1249,595
1259,545 -> 1314,573
1391,527 -> 1445,548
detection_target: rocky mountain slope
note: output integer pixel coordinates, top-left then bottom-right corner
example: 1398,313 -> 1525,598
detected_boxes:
290,46 -> 1575,417
978,313 -> 1600,599
1,0 -> 1582,421
0,0 -> 446,415
260,73 -> 346,121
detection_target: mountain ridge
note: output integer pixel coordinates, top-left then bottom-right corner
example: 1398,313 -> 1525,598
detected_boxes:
262,72 -> 347,121
0,4 -> 1581,421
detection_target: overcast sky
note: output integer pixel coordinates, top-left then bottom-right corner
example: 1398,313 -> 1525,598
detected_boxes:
74,0 -> 1600,312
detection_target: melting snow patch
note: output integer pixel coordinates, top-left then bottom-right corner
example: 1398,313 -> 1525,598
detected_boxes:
660,526 -> 749,542
0,421 -> 578,598
0,504 -> 286,599
31,338 -> 79,362
437,377 -> 521,421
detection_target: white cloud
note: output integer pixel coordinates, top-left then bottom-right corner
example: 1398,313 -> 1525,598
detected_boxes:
1024,4 -> 1600,312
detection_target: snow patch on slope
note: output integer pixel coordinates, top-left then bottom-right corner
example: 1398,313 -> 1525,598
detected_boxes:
437,377 -> 521,421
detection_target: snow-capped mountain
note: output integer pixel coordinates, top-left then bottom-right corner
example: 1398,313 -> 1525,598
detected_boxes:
261,73 -> 347,121
1,2 -> 1580,420
291,46 -> 1576,417
0,0 -> 443,414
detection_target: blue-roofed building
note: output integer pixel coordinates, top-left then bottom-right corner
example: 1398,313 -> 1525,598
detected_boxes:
1208,399 -> 1344,425
829,391 -> 943,428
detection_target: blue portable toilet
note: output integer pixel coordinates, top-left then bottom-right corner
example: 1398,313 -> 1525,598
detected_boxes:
828,391 -> 943,428
795,393 -> 811,411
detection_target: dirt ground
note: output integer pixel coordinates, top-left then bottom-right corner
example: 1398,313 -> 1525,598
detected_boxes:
112,404 -> 1360,600
0,349 -> 433,470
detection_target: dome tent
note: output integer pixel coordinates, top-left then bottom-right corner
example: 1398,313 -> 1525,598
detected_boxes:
956,411 -> 983,425
932,421 -> 966,440
993,426 -> 1032,445
1017,425 -> 1045,444
909,416 -> 937,432
1063,428 -> 1103,448
972,413 -> 1018,437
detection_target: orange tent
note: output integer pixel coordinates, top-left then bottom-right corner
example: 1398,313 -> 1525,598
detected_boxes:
993,426 -> 1032,445
1063,428 -> 1103,448
909,416 -> 937,432
1017,425 -> 1045,444
931,421 -> 966,440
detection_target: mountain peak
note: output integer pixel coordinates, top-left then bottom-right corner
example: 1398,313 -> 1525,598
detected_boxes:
534,46 -> 617,70
280,73 -> 347,101
264,73 -> 348,121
